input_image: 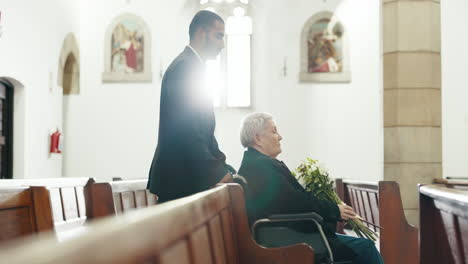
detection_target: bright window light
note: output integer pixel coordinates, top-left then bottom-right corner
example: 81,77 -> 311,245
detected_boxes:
233,7 -> 245,17
205,56 -> 222,107
227,34 -> 250,107
226,16 -> 252,107
204,7 -> 216,12
226,16 -> 252,34
200,9 -> 252,108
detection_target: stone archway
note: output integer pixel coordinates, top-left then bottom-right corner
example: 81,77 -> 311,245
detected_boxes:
58,33 -> 80,95
58,33 -> 80,176
63,53 -> 79,95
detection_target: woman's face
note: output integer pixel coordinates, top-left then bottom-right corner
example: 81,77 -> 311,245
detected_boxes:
257,120 -> 283,158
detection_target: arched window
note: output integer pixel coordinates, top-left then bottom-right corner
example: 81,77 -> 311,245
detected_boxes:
199,0 -> 252,108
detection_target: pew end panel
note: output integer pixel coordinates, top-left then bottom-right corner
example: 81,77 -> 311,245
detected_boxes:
226,183 -> 315,264
335,179 -> 419,264
379,181 -> 419,264
0,187 -> 54,243
86,182 -> 115,218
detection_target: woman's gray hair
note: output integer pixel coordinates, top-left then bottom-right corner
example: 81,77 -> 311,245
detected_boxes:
240,112 -> 274,148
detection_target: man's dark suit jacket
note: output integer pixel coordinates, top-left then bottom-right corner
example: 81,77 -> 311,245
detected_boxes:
147,47 -> 228,202
238,147 -> 356,261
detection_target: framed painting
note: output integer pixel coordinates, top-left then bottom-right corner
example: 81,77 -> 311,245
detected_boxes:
103,13 -> 152,82
300,11 -> 350,83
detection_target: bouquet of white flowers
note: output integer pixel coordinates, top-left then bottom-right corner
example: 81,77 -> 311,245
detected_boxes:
293,158 -> 378,241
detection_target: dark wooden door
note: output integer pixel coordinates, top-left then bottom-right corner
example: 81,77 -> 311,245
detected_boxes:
0,80 -> 13,179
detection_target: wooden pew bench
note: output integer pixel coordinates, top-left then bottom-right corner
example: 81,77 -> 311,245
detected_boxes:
335,179 -> 418,264
0,178 -> 156,243
0,178 -> 95,241
0,184 -> 315,264
88,179 -> 158,219
420,184 -> 468,264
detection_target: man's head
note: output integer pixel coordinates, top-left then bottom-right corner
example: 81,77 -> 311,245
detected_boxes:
189,10 -> 225,60
240,112 -> 283,158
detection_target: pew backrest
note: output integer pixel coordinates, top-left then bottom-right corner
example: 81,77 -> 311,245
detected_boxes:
0,178 -> 95,237
420,184 -> 468,264
0,184 -> 315,264
88,179 -> 158,218
0,187 -> 54,243
335,179 -> 380,232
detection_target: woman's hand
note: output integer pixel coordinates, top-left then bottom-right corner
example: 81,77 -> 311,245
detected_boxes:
338,203 -> 357,220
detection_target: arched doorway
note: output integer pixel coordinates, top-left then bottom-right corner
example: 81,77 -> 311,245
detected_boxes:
58,33 -> 80,177
63,53 -> 79,95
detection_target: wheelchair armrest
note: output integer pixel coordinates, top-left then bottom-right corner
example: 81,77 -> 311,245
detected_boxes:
252,212 -> 326,236
267,212 -> 324,224
252,212 -> 336,263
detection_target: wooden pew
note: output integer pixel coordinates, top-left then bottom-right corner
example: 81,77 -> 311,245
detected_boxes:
335,179 -> 419,264
0,178 -> 95,241
87,179 -> 158,219
420,184 -> 468,264
0,184 -> 315,264
0,186 -> 54,243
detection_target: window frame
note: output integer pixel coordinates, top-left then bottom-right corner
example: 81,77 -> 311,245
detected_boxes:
198,0 -> 253,110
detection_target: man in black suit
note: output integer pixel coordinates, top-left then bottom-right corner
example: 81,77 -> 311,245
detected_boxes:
238,112 -> 383,264
147,11 -> 233,202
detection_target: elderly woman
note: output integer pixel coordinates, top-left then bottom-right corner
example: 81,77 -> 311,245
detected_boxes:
238,112 -> 383,264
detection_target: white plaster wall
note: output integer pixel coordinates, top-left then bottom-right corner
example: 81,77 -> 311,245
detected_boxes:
69,0 -> 382,181
0,0 -> 79,178
441,0 -> 468,178
1,0 -> 383,182
62,0 -> 195,180
3,0 -> 465,182
216,0 -> 383,181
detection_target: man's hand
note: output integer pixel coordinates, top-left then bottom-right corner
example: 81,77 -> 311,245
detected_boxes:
338,203 -> 357,220
218,172 -> 233,184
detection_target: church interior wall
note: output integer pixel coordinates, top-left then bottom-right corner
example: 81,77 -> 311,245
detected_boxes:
62,0 -> 193,181
1,0 -> 465,181
441,0 -> 468,178
0,0 -> 383,181
0,0 -> 80,178
215,0 -> 383,182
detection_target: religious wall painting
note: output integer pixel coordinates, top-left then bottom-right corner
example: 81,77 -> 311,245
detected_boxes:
103,13 -> 152,82
111,21 -> 144,73
300,12 -> 350,82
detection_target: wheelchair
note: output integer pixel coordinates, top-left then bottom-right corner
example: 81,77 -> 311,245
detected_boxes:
233,175 -> 352,264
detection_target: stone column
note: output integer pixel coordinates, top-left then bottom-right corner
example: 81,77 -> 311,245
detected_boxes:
382,0 -> 441,226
